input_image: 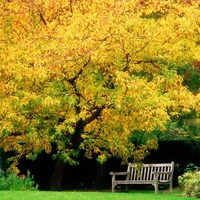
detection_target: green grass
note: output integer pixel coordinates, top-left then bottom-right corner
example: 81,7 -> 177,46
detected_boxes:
0,189 -> 198,200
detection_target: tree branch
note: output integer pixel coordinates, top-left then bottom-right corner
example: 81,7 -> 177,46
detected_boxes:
39,12 -> 47,26
70,106 -> 104,149
67,59 -> 91,84
83,106 -> 105,126
134,59 -> 160,69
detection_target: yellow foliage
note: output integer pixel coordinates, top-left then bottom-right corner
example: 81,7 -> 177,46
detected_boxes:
0,0 -> 200,169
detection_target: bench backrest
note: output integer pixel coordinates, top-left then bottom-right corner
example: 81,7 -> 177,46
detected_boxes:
126,162 -> 175,181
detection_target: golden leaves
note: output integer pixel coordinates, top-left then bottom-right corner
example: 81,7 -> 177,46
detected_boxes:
1,0 -> 200,169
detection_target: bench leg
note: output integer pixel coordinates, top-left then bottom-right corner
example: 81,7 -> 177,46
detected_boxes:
154,184 -> 158,194
154,174 -> 159,193
112,183 -> 116,193
112,186 -> 115,193
169,183 -> 173,193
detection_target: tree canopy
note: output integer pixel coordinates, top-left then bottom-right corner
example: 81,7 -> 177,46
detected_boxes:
0,0 -> 200,176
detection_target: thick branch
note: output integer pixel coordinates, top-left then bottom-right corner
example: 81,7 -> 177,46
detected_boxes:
71,106 -> 104,149
67,59 -> 91,84
83,106 -> 105,126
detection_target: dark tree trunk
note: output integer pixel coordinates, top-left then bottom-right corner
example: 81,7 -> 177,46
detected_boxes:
50,106 -> 104,190
95,162 -> 107,190
50,159 -> 67,191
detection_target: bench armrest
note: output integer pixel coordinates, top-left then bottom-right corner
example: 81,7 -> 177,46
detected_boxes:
109,172 -> 129,176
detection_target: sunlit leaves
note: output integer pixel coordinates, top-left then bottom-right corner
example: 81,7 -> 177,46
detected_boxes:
0,0 -> 200,170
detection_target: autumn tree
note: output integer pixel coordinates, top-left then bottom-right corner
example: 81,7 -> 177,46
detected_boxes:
0,0 -> 200,190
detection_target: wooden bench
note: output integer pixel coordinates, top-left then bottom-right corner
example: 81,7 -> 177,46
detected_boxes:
110,161 -> 175,193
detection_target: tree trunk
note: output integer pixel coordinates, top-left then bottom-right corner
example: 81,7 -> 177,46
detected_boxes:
95,162 -> 107,190
51,159 -> 67,191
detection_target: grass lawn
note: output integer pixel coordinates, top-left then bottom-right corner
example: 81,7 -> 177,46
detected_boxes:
0,189 -> 198,200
